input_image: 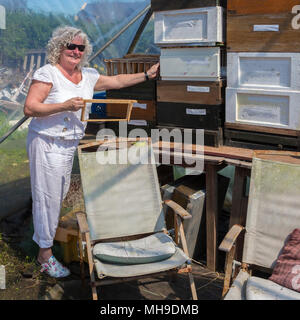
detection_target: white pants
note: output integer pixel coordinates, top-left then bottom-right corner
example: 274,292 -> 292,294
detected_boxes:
26,130 -> 79,248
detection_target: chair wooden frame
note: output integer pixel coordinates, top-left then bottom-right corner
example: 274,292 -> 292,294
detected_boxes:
75,139 -> 198,300
219,150 -> 300,299
80,99 -> 137,122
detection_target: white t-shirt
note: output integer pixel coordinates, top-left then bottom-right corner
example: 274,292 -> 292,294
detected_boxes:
28,63 -> 100,140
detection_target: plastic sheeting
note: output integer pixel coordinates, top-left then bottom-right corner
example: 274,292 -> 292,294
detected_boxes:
0,0 -> 159,220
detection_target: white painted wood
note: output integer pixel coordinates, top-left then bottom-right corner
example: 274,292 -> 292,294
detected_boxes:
154,6 -> 224,46
227,52 -> 300,90
226,87 -> 300,130
160,47 -> 222,81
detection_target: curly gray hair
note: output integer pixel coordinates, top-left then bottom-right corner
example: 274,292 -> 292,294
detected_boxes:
46,26 -> 92,69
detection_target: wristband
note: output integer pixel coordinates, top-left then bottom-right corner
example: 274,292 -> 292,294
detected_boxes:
144,71 -> 149,81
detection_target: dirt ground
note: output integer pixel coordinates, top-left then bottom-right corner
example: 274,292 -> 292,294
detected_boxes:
0,212 -> 225,301
0,165 -> 226,302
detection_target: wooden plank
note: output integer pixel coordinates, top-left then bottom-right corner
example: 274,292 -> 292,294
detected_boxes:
106,81 -> 157,100
225,122 -> 299,137
105,56 -> 159,76
157,80 -> 225,105
156,125 -> 223,148
153,141 -> 254,162
225,128 -> 300,149
228,0 -> 298,14
205,163 -> 219,271
151,0 -> 226,11
229,167 -> 250,228
227,11 -> 300,52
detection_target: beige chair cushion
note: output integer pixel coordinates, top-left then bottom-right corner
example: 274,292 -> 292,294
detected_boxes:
93,232 -> 176,265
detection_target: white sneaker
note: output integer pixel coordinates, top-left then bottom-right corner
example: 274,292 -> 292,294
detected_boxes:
40,256 -> 70,278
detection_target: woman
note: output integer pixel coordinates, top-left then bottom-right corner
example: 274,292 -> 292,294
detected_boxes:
24,26 -> 159,278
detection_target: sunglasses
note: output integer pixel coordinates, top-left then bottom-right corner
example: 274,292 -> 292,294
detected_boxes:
66,43 -> 85,52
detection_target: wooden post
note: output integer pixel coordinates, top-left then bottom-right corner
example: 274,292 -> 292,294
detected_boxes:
229,166 -> 251,262
205,163 -> 219,271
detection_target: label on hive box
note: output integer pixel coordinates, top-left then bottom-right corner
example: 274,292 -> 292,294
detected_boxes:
128,120 -> 148,126
253,25 -> 279,32
133,103 -> 147,110
238,105 -> 282,124
187,86 -> 210,93
186,108 -> 207,115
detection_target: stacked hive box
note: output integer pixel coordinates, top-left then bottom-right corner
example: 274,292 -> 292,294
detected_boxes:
225,0 -> 300,150
105,54 -> 159,136
153,0 -> 227,147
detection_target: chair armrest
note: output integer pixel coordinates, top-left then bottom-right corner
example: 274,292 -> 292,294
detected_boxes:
164,199 -> 192,220
219,224 -> 245,253
76,212 -> 90,234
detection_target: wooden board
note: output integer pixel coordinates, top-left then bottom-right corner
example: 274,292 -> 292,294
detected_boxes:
228,0 -> 299,14
156,126 -> 224,148
227,1 -> 300,52
224,127 -> 300,151
105,55 -> 159,75
157,80 -> 225,105
157,102 -> 224,130
153,141 -> 254,162
106,81 -> 157,101
151,0 -> 226,11
106,100 -> 156,121
225,122 -> 300,137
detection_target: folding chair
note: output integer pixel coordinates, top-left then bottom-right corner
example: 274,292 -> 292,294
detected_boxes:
76,138 -> 198,300
219,151 -> 300,300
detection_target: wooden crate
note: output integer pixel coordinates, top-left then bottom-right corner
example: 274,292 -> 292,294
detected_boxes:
106,100 -> 156,121
227,0 -> 300,52
161,173 -> 230,260
154,7 -> 224,46
224,122 -> 300,151
227,52 -> 300,90
156,125 -> 223,148
226,87 -> 300,130
151,0 -> 227,11
157,80 -> 225,105
157,102 -> 224,130
106,81 -> 157,101
160,47 -> 225,81
105,54 -> 159,76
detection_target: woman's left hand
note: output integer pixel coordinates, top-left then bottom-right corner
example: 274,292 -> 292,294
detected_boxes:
146,63 -> 160,80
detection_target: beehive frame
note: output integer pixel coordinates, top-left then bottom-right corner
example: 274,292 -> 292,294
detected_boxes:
81,99 -> 137,122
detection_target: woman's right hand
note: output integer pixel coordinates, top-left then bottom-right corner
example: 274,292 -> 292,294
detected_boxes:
63,97 -> 84,111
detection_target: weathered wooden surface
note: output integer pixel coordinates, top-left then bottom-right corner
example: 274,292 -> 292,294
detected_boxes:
105,55 -> 159,75
151,0 -> 226,11
228,0 -> 298,14
106,81 -> 157,101
205,163 -> 219,271
224,127 -> 300,151
152,141 -> 254,162
227,1 -> 300,52
225,122 -> 300,137
156,126 -> 224,148
157,80 -> 225,105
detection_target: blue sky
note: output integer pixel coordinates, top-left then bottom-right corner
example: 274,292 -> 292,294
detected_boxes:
27,0 -> 148,14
